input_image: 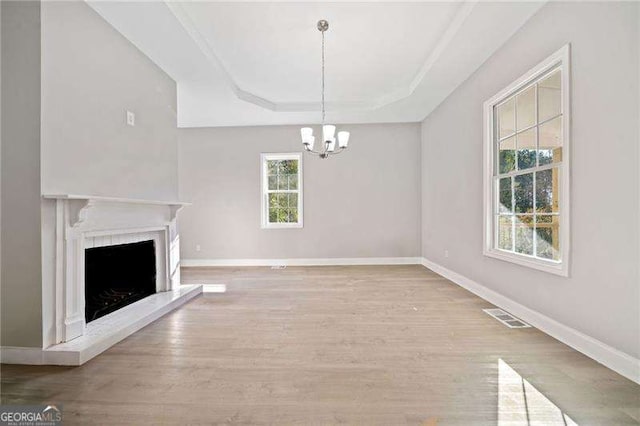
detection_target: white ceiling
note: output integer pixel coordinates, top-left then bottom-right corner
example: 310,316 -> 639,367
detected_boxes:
87,1 -> 545,128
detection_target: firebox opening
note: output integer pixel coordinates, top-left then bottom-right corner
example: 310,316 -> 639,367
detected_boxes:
85,240 -> 156,323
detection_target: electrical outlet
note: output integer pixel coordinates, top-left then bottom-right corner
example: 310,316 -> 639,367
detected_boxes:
444,250 -> 449,258
196,244 -> 201,252
126,110 -> 135,126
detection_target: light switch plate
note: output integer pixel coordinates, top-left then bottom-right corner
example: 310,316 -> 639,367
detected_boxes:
126,110 -> 135,126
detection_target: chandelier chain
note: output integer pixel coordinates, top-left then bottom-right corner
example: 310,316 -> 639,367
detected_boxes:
321,29 -> 325,125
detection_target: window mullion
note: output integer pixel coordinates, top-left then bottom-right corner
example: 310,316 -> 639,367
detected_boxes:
514,94 -> 519,174
496,162 -> 561,179
498,113 -> 562,143
533,82 -> 539,257
511,174 -> 515,251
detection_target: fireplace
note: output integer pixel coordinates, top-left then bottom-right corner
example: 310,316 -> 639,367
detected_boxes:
85,240 -> 157,322
0,195 -> 202,366
16,194 -> 201,365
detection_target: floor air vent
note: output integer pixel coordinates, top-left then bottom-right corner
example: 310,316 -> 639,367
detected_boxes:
271,265 -> 286,269
483,308 -> 531,328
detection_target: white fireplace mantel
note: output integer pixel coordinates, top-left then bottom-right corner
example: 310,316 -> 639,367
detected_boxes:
43,194 -> 191,225
43,193 -> 191,206
37,193 -> 196,360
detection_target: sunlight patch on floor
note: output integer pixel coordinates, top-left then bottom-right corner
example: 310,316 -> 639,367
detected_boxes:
202,284 -> 227,293
499,358 -> 578,426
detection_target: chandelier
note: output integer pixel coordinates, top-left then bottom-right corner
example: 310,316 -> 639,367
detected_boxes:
300,20 -> 350,159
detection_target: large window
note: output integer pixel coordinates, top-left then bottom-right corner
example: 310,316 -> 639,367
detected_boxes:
483,45 -> 570,276
261,153 -> 303,228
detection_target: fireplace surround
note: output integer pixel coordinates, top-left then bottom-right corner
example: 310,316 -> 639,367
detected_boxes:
0,194 -> 203,366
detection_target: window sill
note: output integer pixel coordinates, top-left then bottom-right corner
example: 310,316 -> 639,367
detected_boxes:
483,248 -> 568,277
262,223 -> 303,230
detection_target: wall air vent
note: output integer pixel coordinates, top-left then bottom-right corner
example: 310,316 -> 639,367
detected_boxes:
271,265 -> 287,269
483,308 -> 531,329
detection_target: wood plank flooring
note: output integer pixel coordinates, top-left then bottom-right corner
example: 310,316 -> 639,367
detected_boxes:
1,265 -> 639,424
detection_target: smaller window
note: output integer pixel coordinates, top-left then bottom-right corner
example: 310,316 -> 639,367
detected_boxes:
261,153 -> 303,229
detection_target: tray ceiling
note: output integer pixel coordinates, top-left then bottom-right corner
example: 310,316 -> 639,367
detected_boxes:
87,1 -> 545,128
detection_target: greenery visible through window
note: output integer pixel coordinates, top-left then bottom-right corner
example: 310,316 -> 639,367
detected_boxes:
262,153 -> 302,227
494,68 -> 562,261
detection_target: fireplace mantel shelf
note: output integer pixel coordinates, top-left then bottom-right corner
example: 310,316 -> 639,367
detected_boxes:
43,193 -> 191,207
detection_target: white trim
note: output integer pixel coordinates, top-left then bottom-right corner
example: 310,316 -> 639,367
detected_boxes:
1,285 -> 203,366
421,258 -> 640,385
42,193 -> 190,207
483,248 -> 564,276
260,152 -> 303,229
483,44 -> 571,277
0,347 -> 49,365
182,257 -> 423,267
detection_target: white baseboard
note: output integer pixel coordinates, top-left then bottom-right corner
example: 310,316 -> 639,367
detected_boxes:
0,346 -> 48,365
421,257 -> 640,385
182,257 -> 423,267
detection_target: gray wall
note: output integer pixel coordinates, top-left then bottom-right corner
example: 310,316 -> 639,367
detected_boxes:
179,123 -> 421,260
421,1 -> 639,358
1,1 -> 43,347
41,1 -> 179,201
1,1 -> 181,348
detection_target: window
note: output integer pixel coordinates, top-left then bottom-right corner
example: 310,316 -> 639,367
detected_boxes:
261,153 -> 303,228
483,45 -> 570,276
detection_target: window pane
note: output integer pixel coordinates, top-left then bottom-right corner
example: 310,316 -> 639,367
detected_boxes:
268,193 -> 277,209
269,208 -> 278,223
498,177 -> 512,213
516,85 -> 536,131
267,160 -> 279,176
277,175 -> 288,190
288,174 -> 298,190
535,169 -> 559,213
497,98 -> 515,139
289,208 -> 298,223
499,136 -> 516,174
515,215 -> 534,255
278,209 -> 288,223
287,193 -> 298,208
538,116 -> 562,165
538,70 -> 561,122
282,160 -> 298,175
536,215 -> 560,260
268,176 -> 277,190
514,173 -> 533,213
276,209 -> 288,223
517,128 -> 537,170
276,193 -> 289,209
270,194 -> 278,209
498,215 -> 513,251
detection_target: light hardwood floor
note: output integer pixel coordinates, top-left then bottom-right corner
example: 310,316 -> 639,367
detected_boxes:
1,265 -> 639,424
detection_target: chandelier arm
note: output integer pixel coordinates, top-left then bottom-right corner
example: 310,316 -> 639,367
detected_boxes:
325,147 -> 346,156
304,146 -> 319,154
302,145 -> 345,158
324,140 -> 331,155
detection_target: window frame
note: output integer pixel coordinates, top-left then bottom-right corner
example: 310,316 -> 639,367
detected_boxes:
483,44 -> 571,277
260,152 -> 303,229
